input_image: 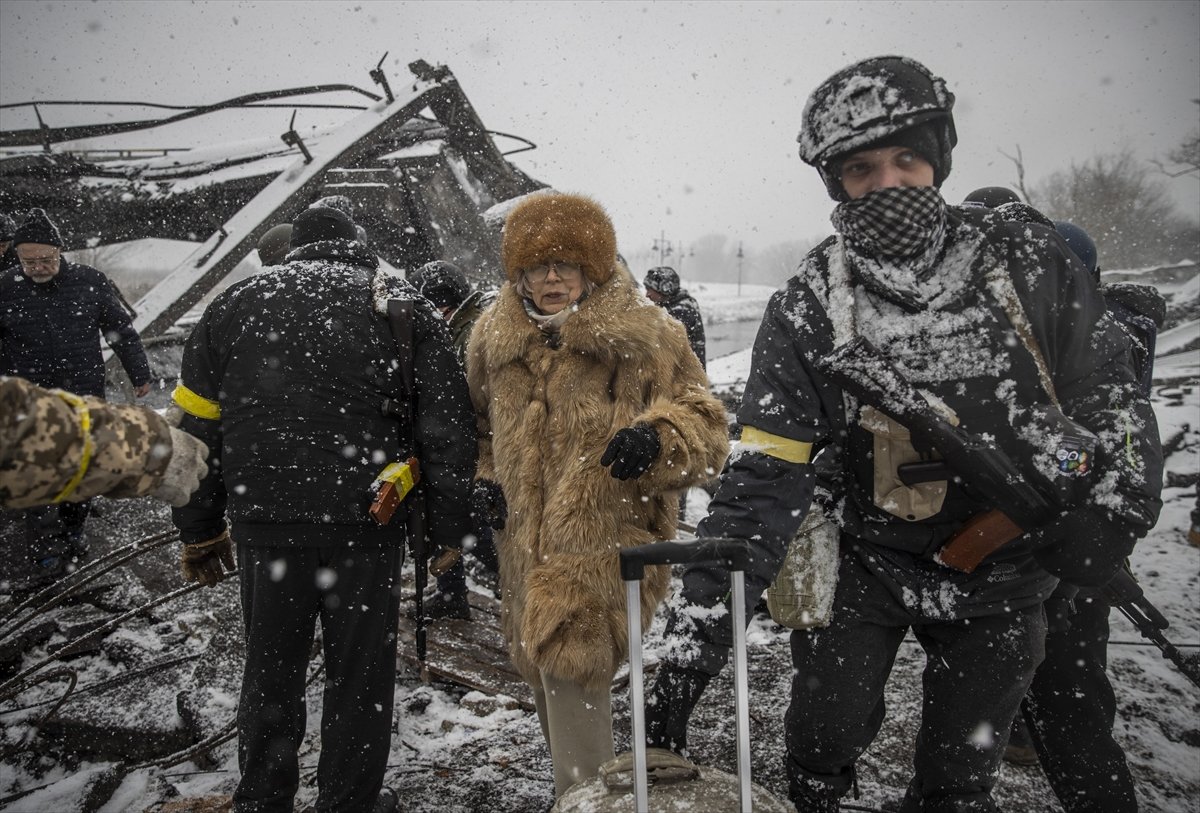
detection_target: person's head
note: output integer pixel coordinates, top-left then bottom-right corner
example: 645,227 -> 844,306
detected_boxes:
962,187 -> 1021,209
1054,221 -> 1099,283
0,212 -> 15,256
12,209 -> 64,283
410,260 -> 471,318
502,192 -> 613,315
643,266 -> 680,303
256,223 -> 293,267
798,56 -> 956,202
290,205 -> 357,248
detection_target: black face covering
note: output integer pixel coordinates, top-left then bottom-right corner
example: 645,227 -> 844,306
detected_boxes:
831,185 -> 948,259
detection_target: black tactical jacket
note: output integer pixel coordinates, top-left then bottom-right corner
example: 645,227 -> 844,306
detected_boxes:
679,207 -> 1163,670
171,239 -> 476,551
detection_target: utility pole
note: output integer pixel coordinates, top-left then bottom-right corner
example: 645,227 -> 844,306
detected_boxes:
652,231 -> 673,267
737,241 -> 744,296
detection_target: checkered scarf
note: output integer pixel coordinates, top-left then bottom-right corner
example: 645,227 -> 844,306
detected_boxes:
831,186 -> 947,259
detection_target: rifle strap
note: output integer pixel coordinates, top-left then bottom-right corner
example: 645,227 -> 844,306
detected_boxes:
983,267 -> 1060,408
385,298 -> 417,407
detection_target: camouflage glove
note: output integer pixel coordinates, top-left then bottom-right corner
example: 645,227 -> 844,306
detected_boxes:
150,427 -> 209,507
600,424 -> 661,480
181,530 -> 235,587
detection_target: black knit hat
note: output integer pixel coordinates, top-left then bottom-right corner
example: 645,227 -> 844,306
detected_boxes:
409,260 -> 470,310
962,187 -> 1021,209
12,208 -> 64,248
0,212 -> 15,242
290,206 -> 356,248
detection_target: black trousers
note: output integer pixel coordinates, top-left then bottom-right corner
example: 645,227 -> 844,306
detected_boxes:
1022,594 -> 1136,812
785,551 -> 1046,813
233,543 -> 402,813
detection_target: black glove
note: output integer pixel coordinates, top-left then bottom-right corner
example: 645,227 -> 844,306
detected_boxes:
471,478 -> 508,530
1030,506 -> 1141,588
644,663 -> 713,754
600,424 -> 661,480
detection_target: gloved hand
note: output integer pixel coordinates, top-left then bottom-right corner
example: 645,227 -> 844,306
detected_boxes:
181,529 -> 235,587
600,424 -> 661,480
644,663 -> 713,755
1030,506 -> 1141,588
150,427 -> 209,507
471,478 -> 508,530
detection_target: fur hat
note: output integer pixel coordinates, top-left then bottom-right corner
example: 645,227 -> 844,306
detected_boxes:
644,266 -> 681,297
12,208 -> 64,248
501,192 -> 616,285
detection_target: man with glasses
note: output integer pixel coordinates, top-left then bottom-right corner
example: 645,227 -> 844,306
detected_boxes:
0,208 -> 151,593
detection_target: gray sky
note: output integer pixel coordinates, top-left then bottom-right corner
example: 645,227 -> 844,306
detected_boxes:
2,0 -> 1198,271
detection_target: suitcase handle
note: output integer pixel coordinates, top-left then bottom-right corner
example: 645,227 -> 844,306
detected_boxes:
619,538 -> 749,581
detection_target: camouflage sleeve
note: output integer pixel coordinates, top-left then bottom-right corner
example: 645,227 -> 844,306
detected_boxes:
0,377 -> 174,510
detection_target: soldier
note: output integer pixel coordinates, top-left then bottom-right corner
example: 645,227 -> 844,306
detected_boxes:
644,266 -> 706,369
644,56 -> 1162,812
171,204 -> 476,813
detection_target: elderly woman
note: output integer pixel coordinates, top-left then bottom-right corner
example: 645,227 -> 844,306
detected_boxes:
466,192 -> 729,797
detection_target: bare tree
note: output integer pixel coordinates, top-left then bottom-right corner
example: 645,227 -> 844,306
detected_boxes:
998,144 -> 1036,205
1033,148 -> 1198,269
1151,99 -> 1200,178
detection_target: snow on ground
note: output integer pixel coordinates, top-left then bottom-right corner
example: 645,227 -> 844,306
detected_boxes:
2,267 -> 1198,813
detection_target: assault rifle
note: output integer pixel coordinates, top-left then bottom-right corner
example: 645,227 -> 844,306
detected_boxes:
817,336 -> 1200,689
384,298 -> 459,678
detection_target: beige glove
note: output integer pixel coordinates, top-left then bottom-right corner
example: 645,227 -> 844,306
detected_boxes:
151,427 -> 209,507
181,530 -> 235,587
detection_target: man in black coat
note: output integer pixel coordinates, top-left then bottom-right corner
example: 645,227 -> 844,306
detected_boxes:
171,205 -> 477,813
644,56 -> 1162,813
644,266 -> 706,369
0,208 -> 152,592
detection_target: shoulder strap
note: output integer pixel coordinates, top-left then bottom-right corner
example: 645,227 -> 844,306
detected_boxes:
984,266 -> 1060,407
385,298 -> 417,407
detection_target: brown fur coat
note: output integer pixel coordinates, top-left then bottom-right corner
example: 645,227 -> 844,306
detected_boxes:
466,274 -> 730,691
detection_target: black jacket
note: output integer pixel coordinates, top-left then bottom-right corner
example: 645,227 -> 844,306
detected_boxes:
679,206 -> 1163,669
658,291 -> 706,369
171,239 -> 477,551
0,260 -> 150,397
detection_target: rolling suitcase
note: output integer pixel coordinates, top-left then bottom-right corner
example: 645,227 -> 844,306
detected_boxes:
554,538 -> 792,812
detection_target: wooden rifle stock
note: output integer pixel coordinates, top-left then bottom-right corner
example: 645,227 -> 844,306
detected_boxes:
938,510 -> 1025,573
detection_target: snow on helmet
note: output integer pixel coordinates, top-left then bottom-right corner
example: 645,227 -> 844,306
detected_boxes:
798,56 -> 957,199
644,266 -> 680,297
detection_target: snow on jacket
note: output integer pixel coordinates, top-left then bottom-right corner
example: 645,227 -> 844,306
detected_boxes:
171,239 -> 476,550
0,376 -> 173,510
658,290 -> 706,369
0,259 -> 150,397
467,272 -> 730,691
677,206 -> 1163,671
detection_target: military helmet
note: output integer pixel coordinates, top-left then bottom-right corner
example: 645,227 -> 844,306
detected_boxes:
798,56 -> 957,198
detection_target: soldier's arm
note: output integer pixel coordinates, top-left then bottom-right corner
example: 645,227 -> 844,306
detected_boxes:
95,272 -> 151,387
0,377 -> 176,509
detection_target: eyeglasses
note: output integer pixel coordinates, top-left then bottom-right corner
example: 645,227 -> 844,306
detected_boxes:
525,261 -> 582,283
18,253 -> 60,269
